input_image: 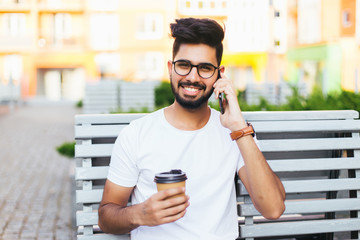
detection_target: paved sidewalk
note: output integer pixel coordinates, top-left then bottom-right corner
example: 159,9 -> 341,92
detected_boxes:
0,105 -> 78,240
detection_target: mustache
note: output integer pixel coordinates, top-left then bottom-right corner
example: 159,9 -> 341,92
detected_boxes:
178,81 -> 206,90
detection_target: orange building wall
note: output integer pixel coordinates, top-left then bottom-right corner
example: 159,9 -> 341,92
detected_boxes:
340,0 -> 356,36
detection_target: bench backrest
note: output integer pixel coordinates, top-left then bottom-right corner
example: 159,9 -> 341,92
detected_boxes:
74,110 -> 360,240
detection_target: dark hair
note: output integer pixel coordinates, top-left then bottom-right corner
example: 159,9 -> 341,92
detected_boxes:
170,18 -> 224,66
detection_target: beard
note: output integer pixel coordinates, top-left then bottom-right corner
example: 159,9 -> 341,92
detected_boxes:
170,76 -> 214,109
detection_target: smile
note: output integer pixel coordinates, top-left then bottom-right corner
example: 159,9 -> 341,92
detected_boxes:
184,87 -> 200,92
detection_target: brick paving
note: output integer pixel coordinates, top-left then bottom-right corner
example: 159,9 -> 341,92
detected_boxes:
0,105 -> 78,240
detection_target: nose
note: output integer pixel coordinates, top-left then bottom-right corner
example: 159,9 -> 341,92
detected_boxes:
186,66 -> 200,81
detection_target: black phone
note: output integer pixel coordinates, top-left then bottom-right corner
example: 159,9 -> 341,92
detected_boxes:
218,71 -> 225,114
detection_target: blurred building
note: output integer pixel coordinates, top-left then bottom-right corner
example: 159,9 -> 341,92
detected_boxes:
0,0 -> 176,101
0,0 -> 359,102
287,0 -> 360,93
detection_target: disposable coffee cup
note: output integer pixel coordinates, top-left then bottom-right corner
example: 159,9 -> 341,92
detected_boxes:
154,169 -> 187,199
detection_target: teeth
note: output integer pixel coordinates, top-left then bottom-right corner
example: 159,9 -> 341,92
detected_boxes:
184,87 -> 198,92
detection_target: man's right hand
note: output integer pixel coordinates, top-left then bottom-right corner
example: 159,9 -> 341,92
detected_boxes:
99,180 -> 189,234
136,187 -> 190,226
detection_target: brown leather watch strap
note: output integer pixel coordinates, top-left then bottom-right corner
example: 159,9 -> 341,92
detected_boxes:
230,122 -> 255,141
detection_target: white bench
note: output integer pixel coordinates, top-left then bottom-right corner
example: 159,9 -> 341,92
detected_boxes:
74,110 -> 360,240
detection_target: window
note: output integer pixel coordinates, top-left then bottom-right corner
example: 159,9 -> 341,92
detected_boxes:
94,53 -> 121,76
357,0 -> 360,44
3,54 -> 22,86
178,0 -> 228,15
89,13 -> 119,50
136,52 -> 164,80
297,0 -> 321,44
87,0 -> 119,10
54,13 -> 72,44
136,14 -> 163,40
342,10 -> 351,28
227,0 -> 270,52
3,13 -> 26,37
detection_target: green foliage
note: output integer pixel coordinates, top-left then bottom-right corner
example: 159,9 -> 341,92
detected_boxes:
76,99 -> 83,108
110,107 -> 151,114
234,86 -> 360,113
155,81 -> 174,108
149,80 -> 360,113
56,141 -> 75,158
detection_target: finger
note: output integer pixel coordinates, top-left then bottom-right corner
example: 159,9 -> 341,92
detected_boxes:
163,194 -> 189,208
163,199 -> 189,214
155,187 -> 186,201
219,69 -> 226,79
160,205 -> 189,224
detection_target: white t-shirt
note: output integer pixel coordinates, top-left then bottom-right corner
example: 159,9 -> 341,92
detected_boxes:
108,108 -> 245,240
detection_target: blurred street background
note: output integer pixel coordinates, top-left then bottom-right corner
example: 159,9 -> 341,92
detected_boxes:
0,0 -> 359,113
0,103 -> 78,240
0,0 -> 360,239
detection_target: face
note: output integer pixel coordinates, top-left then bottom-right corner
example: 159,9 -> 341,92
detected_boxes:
168,43 -> 219,110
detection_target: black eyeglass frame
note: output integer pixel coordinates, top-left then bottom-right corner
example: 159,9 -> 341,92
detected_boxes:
172,60 -> 220,79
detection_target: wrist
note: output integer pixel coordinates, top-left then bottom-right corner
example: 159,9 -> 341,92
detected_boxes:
230,122 -> 255,141
130,204 -> 143,227
229,121 -> 247,132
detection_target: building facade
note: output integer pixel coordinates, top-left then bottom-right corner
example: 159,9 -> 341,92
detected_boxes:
0,0 -> 359,102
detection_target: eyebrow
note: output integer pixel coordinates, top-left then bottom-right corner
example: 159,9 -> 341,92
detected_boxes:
176,59 -> 217,66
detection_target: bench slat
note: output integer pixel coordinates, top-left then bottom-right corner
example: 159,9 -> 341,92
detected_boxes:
252,120 -> 360,133
75,125 -> 125,139
76,189 -> 103,204
243,110 -> 359,121
240,178 -> 360,195
74,110 -> 359,126
75,114 -> 145,125
240,218 -> 360,238
76,211 -> 98,226
78,234 -> 129,240
240,198 -> 360,216
76,166 -> 109,180
75,144 -> 113,158
268,157 -> 360,172
260,138 -> 360,152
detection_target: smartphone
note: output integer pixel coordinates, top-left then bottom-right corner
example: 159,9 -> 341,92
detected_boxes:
217,71 -> 225,114
219,93 -> 224,114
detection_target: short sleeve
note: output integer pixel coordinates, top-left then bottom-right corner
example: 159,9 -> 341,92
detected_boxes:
107,123 -> 139,187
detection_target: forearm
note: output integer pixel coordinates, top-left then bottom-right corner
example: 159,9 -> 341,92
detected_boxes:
237,136 -> 285,219
98,203 -> 141,234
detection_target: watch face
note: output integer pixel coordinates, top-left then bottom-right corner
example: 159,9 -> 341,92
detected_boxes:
247,122 -> 255,137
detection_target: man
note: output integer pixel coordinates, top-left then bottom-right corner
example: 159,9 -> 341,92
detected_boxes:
98,18 -> 285,240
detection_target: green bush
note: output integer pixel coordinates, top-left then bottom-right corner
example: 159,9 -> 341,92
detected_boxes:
155,81 -> 174,108
236,86 -> 360,112
56,141 -> 75,158
76,99 -> 83,108
149,79 -> 360,112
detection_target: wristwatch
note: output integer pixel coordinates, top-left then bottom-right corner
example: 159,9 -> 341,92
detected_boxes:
230,122 -> 255,141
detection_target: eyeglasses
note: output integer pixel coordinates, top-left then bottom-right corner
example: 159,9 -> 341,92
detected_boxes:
172,60 -> 219,79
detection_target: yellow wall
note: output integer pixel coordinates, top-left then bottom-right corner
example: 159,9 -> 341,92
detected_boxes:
322,0 -> 341,41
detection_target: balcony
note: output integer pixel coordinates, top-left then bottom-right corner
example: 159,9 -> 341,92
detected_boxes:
37,36 -> 84,51
178,0 -> 228,17
37,0 -> 85,13
0,0 -> 32,12
0,34 -> 34,52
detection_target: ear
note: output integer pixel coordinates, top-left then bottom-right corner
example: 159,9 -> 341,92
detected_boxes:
219,65 -> 225,73
167,60 -> 173,77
